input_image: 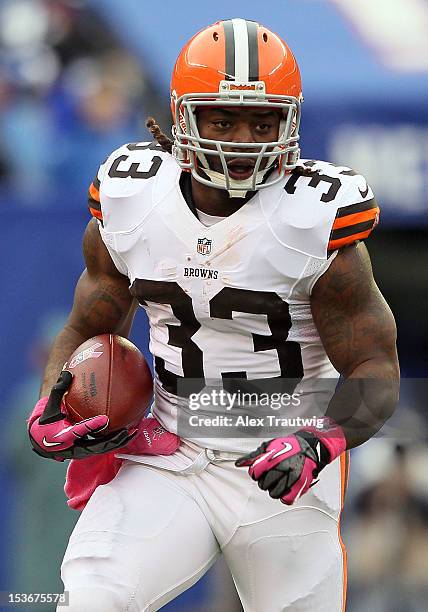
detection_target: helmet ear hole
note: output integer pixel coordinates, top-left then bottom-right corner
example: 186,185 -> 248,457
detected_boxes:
213,32 -> 219,41
263,32 -> 268,43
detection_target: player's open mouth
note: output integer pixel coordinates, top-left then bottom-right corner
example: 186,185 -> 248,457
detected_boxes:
227,159 -> 255,181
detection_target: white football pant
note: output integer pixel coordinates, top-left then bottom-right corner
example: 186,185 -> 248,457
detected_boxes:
60,441 -> 348,611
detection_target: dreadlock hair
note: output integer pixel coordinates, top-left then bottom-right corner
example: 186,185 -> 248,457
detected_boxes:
146,117 -> 174,154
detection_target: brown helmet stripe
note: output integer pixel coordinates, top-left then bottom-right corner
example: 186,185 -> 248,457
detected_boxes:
246,20 -> 259,81
223,20 -> 235,81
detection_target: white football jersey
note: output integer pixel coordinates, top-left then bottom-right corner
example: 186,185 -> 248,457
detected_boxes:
88,142 -> 379,451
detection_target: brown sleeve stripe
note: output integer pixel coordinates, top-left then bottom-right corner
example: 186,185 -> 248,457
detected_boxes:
332,206 -> 379,230
336,198 -> 376,218
87,176 -> 103,220
328,229 -> 373,251
87,189 -> 101,211
88,197 -> 101,212
87,174 -> 103,221
88,186 -> 102,221
330,218 -> 376,241
89,181 -> 100,202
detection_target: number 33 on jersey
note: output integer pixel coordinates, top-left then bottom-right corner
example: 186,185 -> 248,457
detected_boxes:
88,142 -> 379,408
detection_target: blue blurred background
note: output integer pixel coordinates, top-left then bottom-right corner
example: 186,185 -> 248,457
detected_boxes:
1,1 -> 427,610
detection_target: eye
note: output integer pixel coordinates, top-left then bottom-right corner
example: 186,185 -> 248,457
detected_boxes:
212,120 -> 231,129
257,123 -> 273,131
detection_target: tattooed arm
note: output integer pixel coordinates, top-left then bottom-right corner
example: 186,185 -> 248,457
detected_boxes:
311,242 -> 400,448
40,219 -> 138,397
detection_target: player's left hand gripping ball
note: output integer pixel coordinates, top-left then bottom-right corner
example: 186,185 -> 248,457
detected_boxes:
28,371 -> 137,461
235,424 -> 347,505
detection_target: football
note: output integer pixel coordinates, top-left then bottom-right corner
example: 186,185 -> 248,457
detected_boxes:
63,334 -> 153,433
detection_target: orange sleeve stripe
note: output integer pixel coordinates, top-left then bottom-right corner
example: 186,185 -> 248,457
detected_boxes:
338,452 -> 349,611
328,229 -> 372,250
340,451 -> 350,506
333,207 -> 379,230
89,182 -> 100,202
89,206 -> 103,220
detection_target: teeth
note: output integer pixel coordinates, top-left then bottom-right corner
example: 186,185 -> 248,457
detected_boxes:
228,161 -> 254,169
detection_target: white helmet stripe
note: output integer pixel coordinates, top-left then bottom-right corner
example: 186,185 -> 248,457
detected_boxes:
231,18 -> 250,82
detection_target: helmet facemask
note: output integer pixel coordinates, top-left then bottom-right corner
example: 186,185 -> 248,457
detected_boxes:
172,84 -> 302,197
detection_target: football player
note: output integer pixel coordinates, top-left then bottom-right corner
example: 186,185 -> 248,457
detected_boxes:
28,19 -> 399,612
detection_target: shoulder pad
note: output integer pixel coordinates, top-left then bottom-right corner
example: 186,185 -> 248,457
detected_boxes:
87,141 -> 177,231
265,159 -> 379,259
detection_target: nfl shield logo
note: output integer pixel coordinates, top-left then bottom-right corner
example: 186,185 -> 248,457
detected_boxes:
197,238 -> 212,255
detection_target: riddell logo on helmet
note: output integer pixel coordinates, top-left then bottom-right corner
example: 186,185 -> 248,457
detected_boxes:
219,81 -> 265,94
229,84 -> 257,91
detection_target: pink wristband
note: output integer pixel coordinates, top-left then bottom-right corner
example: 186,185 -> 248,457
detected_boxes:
303,418 -> 347,462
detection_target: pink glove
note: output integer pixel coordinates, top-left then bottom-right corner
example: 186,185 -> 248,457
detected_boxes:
65,416 -> 180,510
28,372 -> 135,461
29,401 -> 106,461
235,421 -> 346,505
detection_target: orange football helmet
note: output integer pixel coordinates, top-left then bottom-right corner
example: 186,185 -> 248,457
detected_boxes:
170,18 -> 303,195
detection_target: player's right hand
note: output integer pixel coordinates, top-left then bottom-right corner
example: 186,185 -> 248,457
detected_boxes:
28,371 -> 137,461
